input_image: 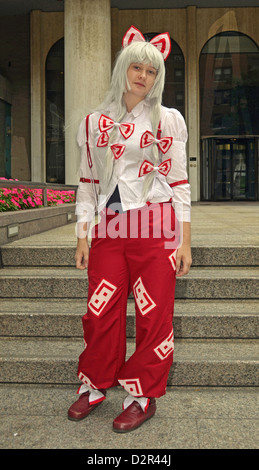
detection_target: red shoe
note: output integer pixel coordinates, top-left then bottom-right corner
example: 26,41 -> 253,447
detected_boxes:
113,398 -> 156,433
68,391 -> 106,421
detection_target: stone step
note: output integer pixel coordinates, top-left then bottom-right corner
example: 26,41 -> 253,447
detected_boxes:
0,267 -> 258,299
0,336 -> 258,387
0,299 -> 258,339
1,245 -> 259,267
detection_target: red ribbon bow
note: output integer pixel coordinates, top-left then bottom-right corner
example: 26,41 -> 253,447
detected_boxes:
96,137 -> 125,158
122,26 -> 171,61
111,144 -> 126,160
138,159 -> 171,177
99,114 -> 135,139
140,131 -> 173,154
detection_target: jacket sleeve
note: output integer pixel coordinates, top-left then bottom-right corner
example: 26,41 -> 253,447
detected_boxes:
162,108 -> 191,222
75,115 -> 99,234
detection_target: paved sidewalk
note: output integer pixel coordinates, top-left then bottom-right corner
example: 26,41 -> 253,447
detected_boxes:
0,384 -> 258,449
191,201 -> 259,246
5,201 -> 258,248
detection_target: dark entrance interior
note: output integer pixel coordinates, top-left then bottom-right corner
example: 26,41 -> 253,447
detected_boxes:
201,137 -> 258,200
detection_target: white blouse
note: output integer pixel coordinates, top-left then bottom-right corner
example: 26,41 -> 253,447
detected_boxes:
76,100 -> 191,229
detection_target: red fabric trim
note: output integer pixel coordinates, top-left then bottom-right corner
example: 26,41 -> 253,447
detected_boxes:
157,121 -> 162,140
169,179 -> 188,188
86,114 -> 93,168
146,198 -> 172,206
144,398 -> 150,414
89,395 -> 106,406
80,178 -> 99,184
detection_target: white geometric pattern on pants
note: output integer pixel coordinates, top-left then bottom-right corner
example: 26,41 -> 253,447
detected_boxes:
153,328 -> 174,360
118,378 -> 143,397
88,278 -> 117,316
168,250 -> 177,271
133,276 -> 156,316
78,371 -> 98,389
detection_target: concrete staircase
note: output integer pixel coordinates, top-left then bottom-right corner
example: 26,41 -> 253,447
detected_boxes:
0,240 -> 258,388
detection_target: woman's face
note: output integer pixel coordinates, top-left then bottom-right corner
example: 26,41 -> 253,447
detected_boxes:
126,62 -> 157,100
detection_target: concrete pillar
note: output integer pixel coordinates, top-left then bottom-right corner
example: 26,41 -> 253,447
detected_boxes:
186,6 -> 199,201
64,0 -> 111,184
30,11 -> 44,182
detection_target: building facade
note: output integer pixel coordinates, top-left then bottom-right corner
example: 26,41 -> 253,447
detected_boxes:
0,0 -> 258,202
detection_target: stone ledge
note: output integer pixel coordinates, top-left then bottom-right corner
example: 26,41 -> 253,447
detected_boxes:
0,266 -> 259,299
0,204 -> 76,246
1,245 -> 259,267
0,337 -> 258,386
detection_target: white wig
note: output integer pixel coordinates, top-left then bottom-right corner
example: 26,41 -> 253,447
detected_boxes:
97,40 -> 166,195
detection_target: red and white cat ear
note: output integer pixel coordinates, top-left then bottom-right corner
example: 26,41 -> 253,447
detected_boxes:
149,33 -> 171,61
122,25 -> 145,48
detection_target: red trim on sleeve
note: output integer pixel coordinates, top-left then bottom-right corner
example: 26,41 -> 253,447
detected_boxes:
86,114 -> 92,168
169,180 -> 188,188
80,178 -> 99,184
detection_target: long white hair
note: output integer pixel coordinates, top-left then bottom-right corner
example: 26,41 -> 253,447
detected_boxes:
97,40 -> 166,196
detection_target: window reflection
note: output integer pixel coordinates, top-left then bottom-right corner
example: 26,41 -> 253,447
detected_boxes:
200,32 -> 259,201
45,38 -> 64,184
200,32 -> 259,137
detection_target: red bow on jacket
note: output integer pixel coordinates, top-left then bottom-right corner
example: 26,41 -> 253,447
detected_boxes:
99,114 -> 135,139
140,131 -> 173,154
111,144 -> 126,159
96,132 -> 126,159
138,159 -> 171,177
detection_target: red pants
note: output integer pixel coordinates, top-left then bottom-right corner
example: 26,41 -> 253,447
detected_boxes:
77,202 -> 178,398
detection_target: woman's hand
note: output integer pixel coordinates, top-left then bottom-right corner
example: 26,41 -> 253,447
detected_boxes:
75,238 -> 89,270
175,221 -> 192,277
175,243 -> 192,277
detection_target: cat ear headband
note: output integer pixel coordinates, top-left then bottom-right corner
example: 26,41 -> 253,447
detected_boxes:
122,25 -> 171,61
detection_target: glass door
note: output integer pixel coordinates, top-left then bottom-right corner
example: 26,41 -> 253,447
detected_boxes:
201,138 -> 257,200
232,142 -> 250,199
215,141 -> 232,200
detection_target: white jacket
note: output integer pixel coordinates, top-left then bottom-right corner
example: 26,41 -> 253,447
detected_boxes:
76,100 -> 191,226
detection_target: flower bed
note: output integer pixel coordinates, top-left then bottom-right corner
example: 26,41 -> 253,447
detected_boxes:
0,178 -> 76,212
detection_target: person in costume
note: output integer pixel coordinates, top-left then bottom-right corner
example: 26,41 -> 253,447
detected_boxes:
68,26 -> 192,432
